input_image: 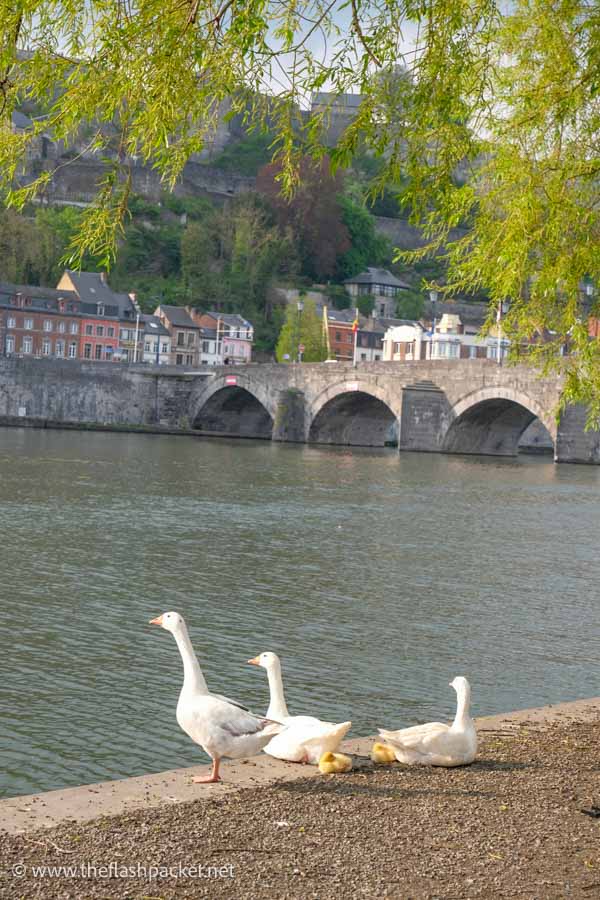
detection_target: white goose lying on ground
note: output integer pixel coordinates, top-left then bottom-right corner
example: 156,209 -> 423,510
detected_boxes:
149,612 -> 282,783
248,651 -> 351,764
378,676 -> 477,767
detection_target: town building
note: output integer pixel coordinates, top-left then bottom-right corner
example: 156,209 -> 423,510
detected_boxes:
323,308 -> 358,362
0,283 -> 82,359
343,268 -> 411,319
154,305 -> 200,366
189,310 -> 254,365
56,270 -> 142,362
381,313 -> 507,361
141,315 -> 171,365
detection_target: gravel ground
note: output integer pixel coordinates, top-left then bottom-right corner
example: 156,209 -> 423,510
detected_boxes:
1,718 -> 600,899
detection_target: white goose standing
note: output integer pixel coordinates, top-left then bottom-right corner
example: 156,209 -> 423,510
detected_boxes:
150,612 -> 282,783
377,676 -> 477,767
248,651 -> 351,764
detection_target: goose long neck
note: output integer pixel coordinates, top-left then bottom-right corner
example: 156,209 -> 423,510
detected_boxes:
452,683 -> 471,729
173,625 -> 209,695
265,660 -> 289,720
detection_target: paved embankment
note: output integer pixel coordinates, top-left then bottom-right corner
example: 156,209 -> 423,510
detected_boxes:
1,696 -> 599,835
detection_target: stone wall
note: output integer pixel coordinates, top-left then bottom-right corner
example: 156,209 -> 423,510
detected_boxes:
40,158 -> 255,205
0,358 -> 201,431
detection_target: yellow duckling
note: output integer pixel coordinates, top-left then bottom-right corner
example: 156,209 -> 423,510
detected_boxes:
318,751 -> 353,774
371,742 -> 396,765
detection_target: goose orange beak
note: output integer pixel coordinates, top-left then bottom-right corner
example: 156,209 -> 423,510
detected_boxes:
149,615 -> 164,626
247,656 -> 260,666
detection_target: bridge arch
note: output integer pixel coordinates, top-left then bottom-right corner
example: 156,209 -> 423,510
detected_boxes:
308,380 -> 401,447
191,375 -> 275,439
443,386 -> 556,457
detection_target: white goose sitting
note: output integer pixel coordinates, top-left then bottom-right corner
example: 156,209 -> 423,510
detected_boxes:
149,612 -> 282,783
248,651 -> 351,764
377,676 -> 477,767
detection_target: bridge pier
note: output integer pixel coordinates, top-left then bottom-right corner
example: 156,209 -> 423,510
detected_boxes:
272,389 -> 307,443
398,381 -> 451,454
556,405 -> 600,464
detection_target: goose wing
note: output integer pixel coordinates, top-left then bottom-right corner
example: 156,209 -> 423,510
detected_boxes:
379,721 -> 449,750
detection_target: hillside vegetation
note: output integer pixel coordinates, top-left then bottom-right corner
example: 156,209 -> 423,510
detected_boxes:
0,146 -> 449,352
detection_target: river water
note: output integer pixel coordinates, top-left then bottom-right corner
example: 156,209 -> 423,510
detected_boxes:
1,428 -> 599,799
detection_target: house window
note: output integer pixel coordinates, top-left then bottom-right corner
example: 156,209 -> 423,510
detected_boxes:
5,335 -> 14,354
186,354 -> 193,365
469,345 -> 477,358
107,327 -> 114,337
335,331 -> 341,341
22,336 -> 32,353
84,343 -> 92,358
85,324 -> 93,336
361,353 -> 367,361
176,353 -> 184,365
24,318 -> 33,330
96,325 -> 104,337
106,346 -> 113,358
7,316 -> 16,328
177,332 -> 185,346
202,340 -> 210,352
43,319 -> 52,332
68,342 -> 77,358
120,328 -> 129,340
161,342 -> 169,354
55,340 -> 65,357
42,338 -> 51,355
374,354 -> 381,361
97,304 -> 104,316
144,341 -> 151,352
187,333 -> 194,346
94,344 -> 102,360
58,321 -> 66,333
70,322 -> 78,334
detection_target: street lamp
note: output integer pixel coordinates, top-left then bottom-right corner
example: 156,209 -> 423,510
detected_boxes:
496,298 -> 510,364
296,300 -> 304,363
429,288 -> 438,360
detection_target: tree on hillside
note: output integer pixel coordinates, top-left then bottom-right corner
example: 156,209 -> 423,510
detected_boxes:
336,196 -> 391,281
0,2 -> 599,410
257,157 -> 350,281
276,298 -> 327,363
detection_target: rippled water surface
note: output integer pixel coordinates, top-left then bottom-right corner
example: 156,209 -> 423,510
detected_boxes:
1,428 -> 600,798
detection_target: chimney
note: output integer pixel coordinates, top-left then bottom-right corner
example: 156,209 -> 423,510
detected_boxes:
100,272 -> 107,285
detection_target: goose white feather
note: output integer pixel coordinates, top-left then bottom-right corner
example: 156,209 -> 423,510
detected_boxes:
378,676 -> 477,767
248,651 -> 351,764
150,612 -> 282,783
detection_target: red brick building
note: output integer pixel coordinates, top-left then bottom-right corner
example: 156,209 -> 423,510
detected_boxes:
0,284 -> 82,359
79,313 -> 120,361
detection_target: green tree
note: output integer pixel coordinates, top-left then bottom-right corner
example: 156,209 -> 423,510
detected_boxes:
336,196 -> 391,280
397,290 -> 425,321
276,298 -> 327,362
1,1 -> 599,410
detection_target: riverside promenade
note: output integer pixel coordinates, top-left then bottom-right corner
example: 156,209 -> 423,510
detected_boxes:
1,697 -> 600,898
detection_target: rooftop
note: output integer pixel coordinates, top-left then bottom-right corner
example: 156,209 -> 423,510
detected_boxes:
63,271 -> 138,320
156,305 -> 199,329
141,315 -> 170,337
343,268 -> 411,290
0,282 -> 80,313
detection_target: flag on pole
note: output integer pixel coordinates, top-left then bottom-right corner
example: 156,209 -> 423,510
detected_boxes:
352,317 -> 359,333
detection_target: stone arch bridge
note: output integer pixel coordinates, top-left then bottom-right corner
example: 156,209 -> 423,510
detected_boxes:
0,357 -> 596,463
187,360 -> 598,463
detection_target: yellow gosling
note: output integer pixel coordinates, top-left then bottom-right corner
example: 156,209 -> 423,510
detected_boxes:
318,751 -> 353,774
371,742 -> 396,765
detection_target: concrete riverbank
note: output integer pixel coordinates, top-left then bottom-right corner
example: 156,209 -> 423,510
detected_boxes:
2,696 -> 599,836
